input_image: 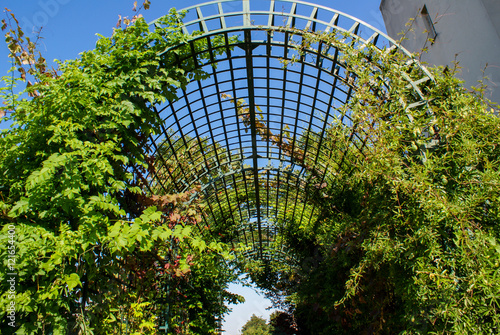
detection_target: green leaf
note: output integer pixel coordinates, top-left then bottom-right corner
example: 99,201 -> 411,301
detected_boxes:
65,273 -> 82,291
8,198 -> 29,217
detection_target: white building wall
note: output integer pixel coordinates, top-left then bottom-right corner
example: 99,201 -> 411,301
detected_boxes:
380,0 -> 500,105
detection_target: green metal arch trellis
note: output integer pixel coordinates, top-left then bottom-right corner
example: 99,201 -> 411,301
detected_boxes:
145,0 -> 433,264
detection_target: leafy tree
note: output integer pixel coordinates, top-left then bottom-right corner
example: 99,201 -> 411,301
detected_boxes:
241,314 -> 273,335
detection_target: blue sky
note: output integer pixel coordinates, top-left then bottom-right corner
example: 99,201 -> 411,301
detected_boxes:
1,1 -> 387,334
0,0 -> 387,81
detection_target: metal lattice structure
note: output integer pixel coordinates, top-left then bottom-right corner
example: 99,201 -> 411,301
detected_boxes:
145,0 -> 433,263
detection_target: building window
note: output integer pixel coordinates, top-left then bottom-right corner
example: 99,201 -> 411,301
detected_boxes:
421,5 -> 437,43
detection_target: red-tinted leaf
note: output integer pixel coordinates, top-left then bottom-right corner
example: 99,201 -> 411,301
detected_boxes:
10,13 -> 18,24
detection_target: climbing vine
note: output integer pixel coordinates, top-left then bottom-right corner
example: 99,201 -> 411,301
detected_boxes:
248,28 -> 500,334
0,8 -> 240,335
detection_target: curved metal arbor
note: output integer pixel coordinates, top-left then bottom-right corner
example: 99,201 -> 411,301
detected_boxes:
145,0 -> 433,262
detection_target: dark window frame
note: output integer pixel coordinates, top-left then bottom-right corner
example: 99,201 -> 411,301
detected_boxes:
421,5 -> 438,43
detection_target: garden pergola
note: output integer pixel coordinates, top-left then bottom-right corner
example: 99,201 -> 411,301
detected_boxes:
6,1 -> 500,333
144,0 -> 433,263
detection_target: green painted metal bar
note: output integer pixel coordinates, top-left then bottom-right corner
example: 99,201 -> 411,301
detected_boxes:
221,32 -> 252,248
243,28 -> 264,258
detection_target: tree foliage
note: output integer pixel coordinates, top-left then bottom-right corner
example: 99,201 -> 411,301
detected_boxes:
240,312 -> 298,335
240,314 -> 273,335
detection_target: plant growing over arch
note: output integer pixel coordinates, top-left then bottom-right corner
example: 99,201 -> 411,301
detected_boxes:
0,8 -> 240,335
248,28 -> 500,334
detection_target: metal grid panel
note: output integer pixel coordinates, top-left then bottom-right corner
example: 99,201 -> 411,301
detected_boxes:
147,0 -> 433,263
